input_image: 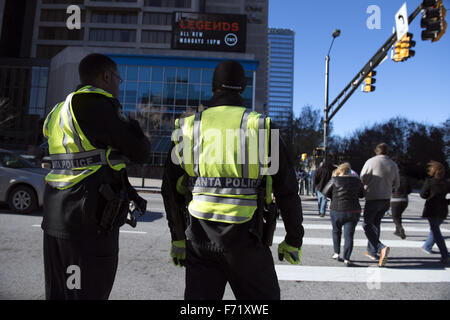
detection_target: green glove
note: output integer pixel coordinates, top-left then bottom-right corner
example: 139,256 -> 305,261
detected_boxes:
170,240 -> 186,267
278,240 -> 302,265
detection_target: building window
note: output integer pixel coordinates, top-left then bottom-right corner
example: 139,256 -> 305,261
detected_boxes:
91,11 -> 138,24
141,31 -> 171,44
29,67 -> 49,118
41,9 -> 86,22
38,27 -> 84,41
0,66 -> 48,120
89,29 -> 136,42
142,12 -> 172,25
144,0 -> 192,8
42,0 -> 83,4
90,0 -> 137,2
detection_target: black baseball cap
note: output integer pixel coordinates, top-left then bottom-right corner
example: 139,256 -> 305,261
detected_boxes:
212,60 -> 246,93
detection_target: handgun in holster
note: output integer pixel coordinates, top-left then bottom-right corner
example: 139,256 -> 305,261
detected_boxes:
98,170 -> 148,231
256,180 -> 279,247
98,183 -> 129,231
122,169 -> 147,228
262,202 -> 279,246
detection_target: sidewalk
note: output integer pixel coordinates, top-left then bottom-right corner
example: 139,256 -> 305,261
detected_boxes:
129,177 -> 162,193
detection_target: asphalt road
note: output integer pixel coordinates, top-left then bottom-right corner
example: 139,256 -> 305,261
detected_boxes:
0,192 -> 449,300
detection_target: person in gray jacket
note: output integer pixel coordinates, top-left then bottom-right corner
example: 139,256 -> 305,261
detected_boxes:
360,143 -> 400,267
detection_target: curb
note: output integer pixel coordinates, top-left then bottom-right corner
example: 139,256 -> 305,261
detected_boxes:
134,187 -> 161,194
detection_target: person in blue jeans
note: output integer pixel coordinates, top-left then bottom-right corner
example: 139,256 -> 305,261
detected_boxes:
420,161 -> 449,264
314,158 -> 334,217
360,143 -> 399,267
323,163 -> 365,266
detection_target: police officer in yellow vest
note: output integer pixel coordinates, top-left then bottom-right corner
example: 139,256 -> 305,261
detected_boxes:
41,54 -> 151,300
162,60 -> 304,300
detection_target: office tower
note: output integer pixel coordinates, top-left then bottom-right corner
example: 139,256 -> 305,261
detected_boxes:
267,27 -> 294,128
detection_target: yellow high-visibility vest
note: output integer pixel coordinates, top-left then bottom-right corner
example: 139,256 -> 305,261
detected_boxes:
43,86 -> 127,190
173,106 -> 272,224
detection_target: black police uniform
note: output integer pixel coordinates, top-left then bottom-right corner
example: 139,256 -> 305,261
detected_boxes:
162,90 -> 304,300
42,88 -> 151,300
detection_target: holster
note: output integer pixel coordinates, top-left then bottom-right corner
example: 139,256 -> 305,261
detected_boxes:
262,202 -> 279,246
98,183 -> 129,231
98,169 -> 148,231
256,183 -> 279,246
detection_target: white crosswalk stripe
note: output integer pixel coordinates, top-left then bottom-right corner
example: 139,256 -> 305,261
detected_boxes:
272,236 -> 450,248
275,265 -> 450,283
275,199 -> 450,283
277,223 -> 450,233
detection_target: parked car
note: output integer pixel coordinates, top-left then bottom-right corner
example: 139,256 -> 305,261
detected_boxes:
0,149 -> 49,213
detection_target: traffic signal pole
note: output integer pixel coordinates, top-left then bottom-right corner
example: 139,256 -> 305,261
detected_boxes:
323,3 -> 423,158
324,55 -> 330,164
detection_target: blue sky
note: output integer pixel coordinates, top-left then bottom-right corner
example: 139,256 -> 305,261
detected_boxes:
268,0 -> 450,137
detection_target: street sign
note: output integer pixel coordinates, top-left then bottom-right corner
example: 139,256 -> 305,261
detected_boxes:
395,3 -> 409,41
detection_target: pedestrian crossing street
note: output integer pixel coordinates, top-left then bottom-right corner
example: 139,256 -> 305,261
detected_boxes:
272,196 -> 450,284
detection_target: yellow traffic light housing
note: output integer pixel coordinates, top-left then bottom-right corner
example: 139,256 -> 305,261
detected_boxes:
421,0 -> 447,42
313,147 -> 324,159
392,33 -> 415,62
392,41 -> 404,62
400,33 -> 415,59
362,71 -> 376,92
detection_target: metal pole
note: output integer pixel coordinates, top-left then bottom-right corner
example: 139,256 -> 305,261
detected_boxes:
324,55 -> 330,165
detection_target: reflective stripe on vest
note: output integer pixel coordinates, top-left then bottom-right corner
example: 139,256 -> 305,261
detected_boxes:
173,106 -> 271,224
44,86 -> 127,190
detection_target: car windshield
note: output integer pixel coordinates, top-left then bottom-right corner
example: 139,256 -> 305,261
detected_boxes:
0,152 -> 37,169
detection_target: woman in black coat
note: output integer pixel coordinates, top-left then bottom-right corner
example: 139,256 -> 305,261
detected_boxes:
420,161 -> 449,264
323,162 -> 365,266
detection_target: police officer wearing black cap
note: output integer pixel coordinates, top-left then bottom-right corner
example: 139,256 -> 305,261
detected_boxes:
162,60 -> 304,300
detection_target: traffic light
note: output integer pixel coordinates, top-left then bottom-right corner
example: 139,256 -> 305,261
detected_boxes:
313,147 -> 324,159
392,40 -> 404,62
421,0 -> 447,42
301,153 -> 307,162
361,71 -> 376,92
392,33 -> 416,62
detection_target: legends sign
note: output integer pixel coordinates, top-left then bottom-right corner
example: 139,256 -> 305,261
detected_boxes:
172,12 -> 247,52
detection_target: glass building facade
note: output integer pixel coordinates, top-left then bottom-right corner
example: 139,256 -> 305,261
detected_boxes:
110,55 -> 258,165
0,60 -> 49,150
267,28 -> 294,128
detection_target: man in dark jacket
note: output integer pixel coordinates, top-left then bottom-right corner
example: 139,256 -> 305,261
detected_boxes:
313,156 -> 334,217
162,60 -> 304,300
42,54 -> 151,299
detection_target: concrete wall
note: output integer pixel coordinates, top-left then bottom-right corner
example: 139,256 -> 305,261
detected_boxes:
46,47 -> 88,110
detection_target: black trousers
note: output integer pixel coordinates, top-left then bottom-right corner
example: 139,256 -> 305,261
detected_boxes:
391,201 -> 408,232
185,240 -> 280,300
43,231 -> 119,300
